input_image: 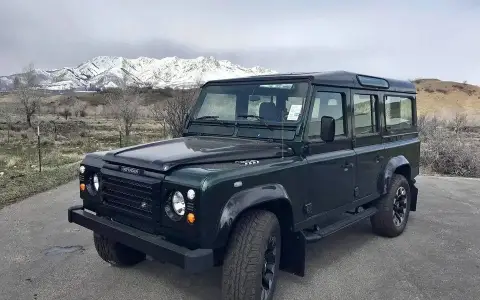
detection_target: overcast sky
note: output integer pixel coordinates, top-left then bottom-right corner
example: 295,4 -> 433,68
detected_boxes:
1,0 -> 479,83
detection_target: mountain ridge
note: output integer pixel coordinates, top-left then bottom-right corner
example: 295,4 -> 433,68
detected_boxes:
0,56 -> 277,91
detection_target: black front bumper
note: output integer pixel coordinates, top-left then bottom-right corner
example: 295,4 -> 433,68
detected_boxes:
67,205 -> 214,273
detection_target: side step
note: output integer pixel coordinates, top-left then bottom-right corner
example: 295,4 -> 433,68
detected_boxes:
303,207 -> 378,243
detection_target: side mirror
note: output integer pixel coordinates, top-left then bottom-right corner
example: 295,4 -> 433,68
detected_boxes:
320,116 -> 335,142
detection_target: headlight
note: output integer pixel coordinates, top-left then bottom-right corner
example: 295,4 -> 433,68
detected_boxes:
187,189 -> 196,200
93,174 -> 100,191
171,191 -> 185,216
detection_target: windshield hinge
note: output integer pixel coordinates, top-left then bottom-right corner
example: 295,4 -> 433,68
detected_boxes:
295,123 -> 303,136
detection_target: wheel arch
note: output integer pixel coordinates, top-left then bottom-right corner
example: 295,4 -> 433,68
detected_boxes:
214,184 -> 295,249
380,155 -> 418,211
212,184 -> 306,277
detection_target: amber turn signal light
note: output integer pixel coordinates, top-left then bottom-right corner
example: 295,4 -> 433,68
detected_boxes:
80,183 -> 86,191
187,213 -> 195,224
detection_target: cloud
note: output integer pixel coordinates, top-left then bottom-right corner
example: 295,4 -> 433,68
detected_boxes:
1,0 -> 479,83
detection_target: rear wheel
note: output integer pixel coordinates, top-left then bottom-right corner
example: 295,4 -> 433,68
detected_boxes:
221,210 -> 281,300
371,174 -> 411,237
93,233 -> 146,266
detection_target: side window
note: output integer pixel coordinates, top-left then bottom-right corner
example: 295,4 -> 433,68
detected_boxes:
353,94 -> 378,135
307,91 -> 345,138
385,96 -> 413,130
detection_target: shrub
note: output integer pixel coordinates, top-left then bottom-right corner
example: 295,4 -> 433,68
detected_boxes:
419,114 -> 480,177
446,112 -> 468,133
436,88 -> 449,94
60,109 -> 72,120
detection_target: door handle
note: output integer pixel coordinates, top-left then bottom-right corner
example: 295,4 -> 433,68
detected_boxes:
341,162 -> 354,169
375,155 -> 384,163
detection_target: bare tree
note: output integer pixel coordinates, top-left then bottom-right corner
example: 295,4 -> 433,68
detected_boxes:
13,63 -> 44,127
72,98 -> 87,117
13,77 -> 21,89
105,82 -> 142,138
0,105 -> 13,143
153,81 -> 201,138
60,108 -> 72,120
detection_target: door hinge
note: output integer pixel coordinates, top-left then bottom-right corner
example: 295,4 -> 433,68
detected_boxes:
303,203 -> 313,215
354,187 -> 359,197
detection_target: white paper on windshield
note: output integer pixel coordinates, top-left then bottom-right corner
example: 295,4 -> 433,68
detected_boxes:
287,105 -> 302,121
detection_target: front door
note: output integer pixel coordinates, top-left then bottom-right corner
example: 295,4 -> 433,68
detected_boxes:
351,91 -> 386,201
304,86 -> 356,215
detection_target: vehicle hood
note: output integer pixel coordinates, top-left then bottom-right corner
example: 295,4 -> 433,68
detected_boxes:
100,136 -> 293,172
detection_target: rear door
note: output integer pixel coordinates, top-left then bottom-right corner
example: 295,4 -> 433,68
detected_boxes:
304,86 -> 356,215
351,90 -> 385,200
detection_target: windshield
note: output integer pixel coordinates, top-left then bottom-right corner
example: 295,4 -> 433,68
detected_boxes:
191,81 -> 309,124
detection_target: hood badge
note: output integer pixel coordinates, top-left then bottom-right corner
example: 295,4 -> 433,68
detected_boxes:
235,160 -> 259,165
120,166 -> 140,175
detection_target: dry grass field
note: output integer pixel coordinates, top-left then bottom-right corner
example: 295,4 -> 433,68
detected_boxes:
1,78 -> 480,207
0,114 -> 165,208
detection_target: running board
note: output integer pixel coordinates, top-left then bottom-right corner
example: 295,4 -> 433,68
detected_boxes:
303,207 -> 378,243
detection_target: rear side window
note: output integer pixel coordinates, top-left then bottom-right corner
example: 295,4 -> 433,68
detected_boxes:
384,96 -> 413,130
353,94 -> 378,135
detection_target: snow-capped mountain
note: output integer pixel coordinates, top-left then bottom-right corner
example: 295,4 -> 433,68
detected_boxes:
0,56 -> 276,91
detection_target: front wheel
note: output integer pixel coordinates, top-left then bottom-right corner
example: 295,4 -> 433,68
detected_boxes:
93,233 -> 146,266
371,174 -> 411,237
221,210 -> 281,300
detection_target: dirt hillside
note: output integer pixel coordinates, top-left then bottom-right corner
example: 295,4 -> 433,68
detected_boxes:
414,79 -> 480,120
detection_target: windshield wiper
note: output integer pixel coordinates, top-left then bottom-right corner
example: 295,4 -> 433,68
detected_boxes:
193,115 -> 229,125
236,114 -> 273,130
195,115 -> 219,120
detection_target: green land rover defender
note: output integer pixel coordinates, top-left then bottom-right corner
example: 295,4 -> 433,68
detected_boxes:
68,71 -> 420,300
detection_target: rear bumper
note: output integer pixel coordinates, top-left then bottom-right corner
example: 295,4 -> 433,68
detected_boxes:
67,205 -> 214,273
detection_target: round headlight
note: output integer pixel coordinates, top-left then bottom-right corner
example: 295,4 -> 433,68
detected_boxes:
93,174 -> 100,191
187,189 -> 196,200
172,191 -> 185,216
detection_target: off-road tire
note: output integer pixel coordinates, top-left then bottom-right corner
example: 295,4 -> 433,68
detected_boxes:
221,210 -> 281,300
93,233 -> 146,266
371,173 -> 411,237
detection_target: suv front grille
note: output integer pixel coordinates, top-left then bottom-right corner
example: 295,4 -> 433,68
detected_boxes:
101,173 -> 155,218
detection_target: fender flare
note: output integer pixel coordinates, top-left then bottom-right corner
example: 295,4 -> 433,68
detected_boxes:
379,155 -> 412,195
213,183 -> 294,248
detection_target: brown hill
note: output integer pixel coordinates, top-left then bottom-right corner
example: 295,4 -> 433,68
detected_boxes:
414,79 -> 480,120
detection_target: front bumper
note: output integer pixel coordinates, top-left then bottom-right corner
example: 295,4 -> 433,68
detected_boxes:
67,205 -> 214,273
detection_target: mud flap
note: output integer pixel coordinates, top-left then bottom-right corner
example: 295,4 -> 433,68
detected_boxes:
410,182 -> 418,212
280,231 -> 306,277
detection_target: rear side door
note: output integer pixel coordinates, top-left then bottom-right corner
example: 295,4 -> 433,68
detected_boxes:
304,86 -> 356,215
351,90 -> 386,201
